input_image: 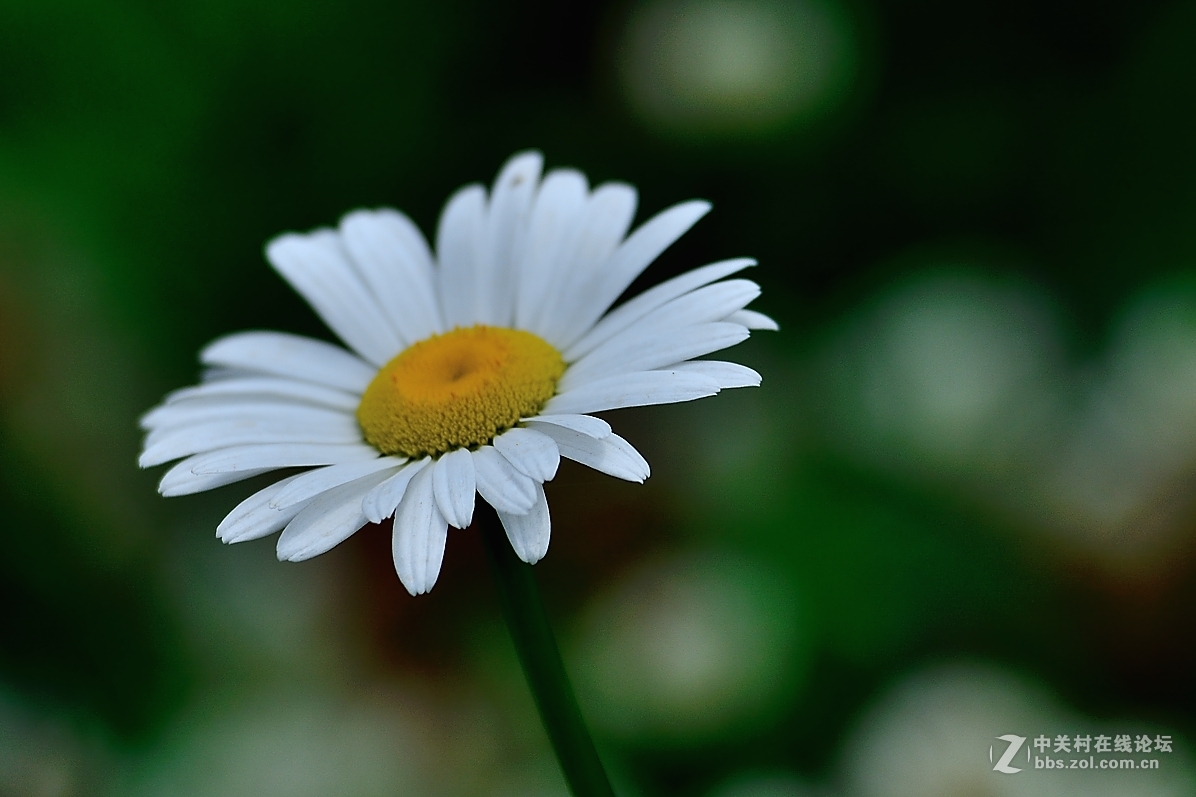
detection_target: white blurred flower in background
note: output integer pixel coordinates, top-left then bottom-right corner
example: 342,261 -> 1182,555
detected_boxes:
122,690 -> 435,797
617,0 -> 858,135
825,271 -> 1062,476
839,662 -> 1194,797
821,268 -> 1196,575
1045,284 -> 1196,564
840,663 -> 1059,797
570,549 -> 803,746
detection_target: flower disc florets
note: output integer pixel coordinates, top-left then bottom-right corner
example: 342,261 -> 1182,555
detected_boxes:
357,325 -> 565,458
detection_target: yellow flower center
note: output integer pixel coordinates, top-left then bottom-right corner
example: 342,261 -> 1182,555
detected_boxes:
357,325 -> 565,458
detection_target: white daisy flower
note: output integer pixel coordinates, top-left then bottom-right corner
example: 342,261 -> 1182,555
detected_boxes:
140,151 -> 774,595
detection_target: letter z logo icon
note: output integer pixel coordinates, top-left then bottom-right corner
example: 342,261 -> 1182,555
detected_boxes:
991,735 -> 1027,773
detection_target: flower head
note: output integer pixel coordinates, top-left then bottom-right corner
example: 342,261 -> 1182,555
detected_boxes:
140,152 -> 775,595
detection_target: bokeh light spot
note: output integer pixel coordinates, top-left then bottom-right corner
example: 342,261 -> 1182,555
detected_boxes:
617,0 -> 858,136
569,549 -> 804,746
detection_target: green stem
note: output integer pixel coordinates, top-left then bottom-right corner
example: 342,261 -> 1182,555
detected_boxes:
478,502 -> 616,797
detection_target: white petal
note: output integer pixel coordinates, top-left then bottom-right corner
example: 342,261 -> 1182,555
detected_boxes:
200,366 -> 257,382
515,169 -> 590,331
339,208 -> 444,344
565,258 -> 756,361
141,397 -> 353,431
275,469 -> 394,562
553,199 -> 712,350
201,331 -> 376,393
726,308 -> 779,330
186,443 -> 379,475
164,377 -> 360,412
537,182 -> 639,347
269,457 -> 406,510
217,474 -> 310,544
471,445 -> 537,515
362,458 -> 431,524
158,461 -> 271,497
266,230 -> 404,365
432,448 -> 476,529
531,424 -> 650,483
391,465 -> 449,596
493,427 -> 560,482
140,416 -> 363,467
436,184 -> 487,329
140,411 -> 354,449
560,322 -> 749,391
668,360 -> 761,388
562,280 -> 757,382
521,413 -> 611,439
478,151 -> 543,326
497,483 -> 551,564
545,370 -> 720,415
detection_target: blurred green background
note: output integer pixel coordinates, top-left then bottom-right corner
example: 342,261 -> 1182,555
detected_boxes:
2,0 -> 1196,795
